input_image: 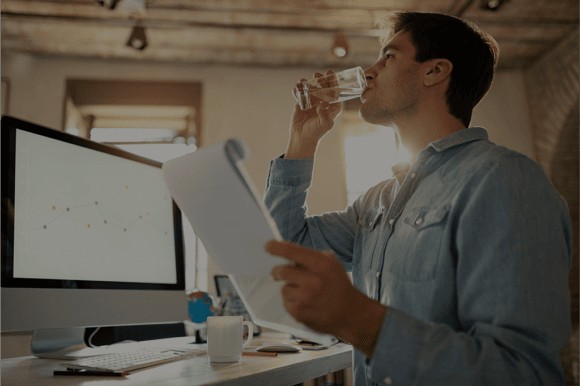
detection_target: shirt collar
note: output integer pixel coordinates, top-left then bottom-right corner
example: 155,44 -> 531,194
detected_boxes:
428,127 -> 488,153
391,162 -> 411,186
389,127 -> 489,185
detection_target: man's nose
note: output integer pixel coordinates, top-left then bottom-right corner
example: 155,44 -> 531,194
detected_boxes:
364,70 -> 374,84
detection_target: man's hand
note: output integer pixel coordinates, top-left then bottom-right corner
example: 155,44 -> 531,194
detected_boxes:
267,240 -> 354,335
286,70 -> 343,159
265,240 -> 387,358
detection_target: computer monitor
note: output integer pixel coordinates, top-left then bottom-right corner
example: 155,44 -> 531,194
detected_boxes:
214,275 -> 261,336
1,116 -> 188,358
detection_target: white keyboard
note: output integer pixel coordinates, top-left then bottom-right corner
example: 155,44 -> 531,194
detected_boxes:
59,346 -> 203,373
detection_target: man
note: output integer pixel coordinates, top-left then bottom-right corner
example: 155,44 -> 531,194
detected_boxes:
263,12 -> 573,386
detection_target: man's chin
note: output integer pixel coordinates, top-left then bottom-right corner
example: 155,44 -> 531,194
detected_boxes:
359,103 -> 382,124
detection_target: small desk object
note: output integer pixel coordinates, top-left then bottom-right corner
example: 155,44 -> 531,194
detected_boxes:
2,333 -> 353,386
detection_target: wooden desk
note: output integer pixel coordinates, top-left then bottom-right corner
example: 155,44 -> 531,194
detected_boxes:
1,333 -> 353,386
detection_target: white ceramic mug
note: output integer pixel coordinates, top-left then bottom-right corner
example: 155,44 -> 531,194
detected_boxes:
207,316 -> 253,362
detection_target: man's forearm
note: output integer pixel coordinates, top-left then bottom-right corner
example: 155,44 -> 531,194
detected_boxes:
284,135 -> 318,159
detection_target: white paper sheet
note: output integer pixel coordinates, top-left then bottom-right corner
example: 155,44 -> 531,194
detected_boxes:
162,138 -> 337,345
162,138 -> 286,277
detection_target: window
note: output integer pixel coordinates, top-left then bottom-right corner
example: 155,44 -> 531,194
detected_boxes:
342,115 -> 409,205
62,79 -> 204,291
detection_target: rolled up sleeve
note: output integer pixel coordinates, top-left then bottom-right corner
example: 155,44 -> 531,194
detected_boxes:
264,156 -> 360,269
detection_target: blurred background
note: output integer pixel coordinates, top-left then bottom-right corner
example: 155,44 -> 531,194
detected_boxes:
1,1 -> 578,383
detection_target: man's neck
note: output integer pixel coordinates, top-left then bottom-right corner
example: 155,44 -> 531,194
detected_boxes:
392,111 -> 465,163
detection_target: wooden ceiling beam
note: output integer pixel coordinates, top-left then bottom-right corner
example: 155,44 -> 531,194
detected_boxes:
22,0 -> 448,13
1,0 -> 383,36
1,15 -> 550,70
447,0 -> 476,17
5,0 -> 574,38
2,12 -> 569,53
462,0 -> 579,22
0,18 -> 381,55
3,0 -> 574,69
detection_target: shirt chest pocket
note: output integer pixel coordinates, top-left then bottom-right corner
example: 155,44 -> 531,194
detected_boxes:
384,206 -> 449,282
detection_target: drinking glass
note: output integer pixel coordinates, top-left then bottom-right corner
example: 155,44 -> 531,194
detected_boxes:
293,66 -> 367,110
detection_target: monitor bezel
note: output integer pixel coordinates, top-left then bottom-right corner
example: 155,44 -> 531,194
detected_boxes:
1,115 -> 186,291
214,274 -> 231,297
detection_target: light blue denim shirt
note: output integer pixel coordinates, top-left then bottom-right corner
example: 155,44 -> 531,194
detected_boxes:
263,127 -> 573,386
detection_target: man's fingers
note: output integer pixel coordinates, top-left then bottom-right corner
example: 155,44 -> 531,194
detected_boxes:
265,240 -> 316,267
323,70 -> 338,88
281,283 -> 320,316
293,78 -> 309,99
271,264 -> 304,283
266,240 -> 339,276
294,78 -> 308,94
271,263 -> 317,285
280,277 -> 320,304
271,264 -> 289,281
315,71 -> 337,88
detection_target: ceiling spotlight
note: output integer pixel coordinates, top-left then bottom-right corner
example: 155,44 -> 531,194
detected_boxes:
481,0 -> 506,11
94,0 -> 122,10
126,24 -> 148,51
331,32 -> 349,58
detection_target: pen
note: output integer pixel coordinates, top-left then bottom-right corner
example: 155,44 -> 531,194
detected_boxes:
242,351 -> 277,357
54,370 -> 127,377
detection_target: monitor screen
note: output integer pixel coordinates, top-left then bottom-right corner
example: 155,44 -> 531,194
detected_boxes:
214,274 -> 250,317
2,116 -> 185,289
9,126 -> 178,285
1,116 -> 188,357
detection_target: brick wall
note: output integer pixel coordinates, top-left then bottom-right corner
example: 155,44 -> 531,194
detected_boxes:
523,28 -> 579,386
523,29 -> 579,319
524,28 -> 579,177
523,27 -> 579,327
552,99 -> 579,386
551,99 -> 580,326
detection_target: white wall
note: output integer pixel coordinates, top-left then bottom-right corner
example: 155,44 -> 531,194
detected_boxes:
471,70 -> 535,160
1,52 -> 534,298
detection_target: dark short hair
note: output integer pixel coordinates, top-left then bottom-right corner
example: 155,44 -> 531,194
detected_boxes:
375,12 -> 499,127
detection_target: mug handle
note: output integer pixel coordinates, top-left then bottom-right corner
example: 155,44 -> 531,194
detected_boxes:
242,321 -> 253,348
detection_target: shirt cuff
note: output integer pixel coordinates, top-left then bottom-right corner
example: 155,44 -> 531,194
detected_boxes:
366,307 -> 428,385
267,157 -> 315,187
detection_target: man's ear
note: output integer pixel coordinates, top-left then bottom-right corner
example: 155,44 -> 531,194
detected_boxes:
424,59 -> 453,87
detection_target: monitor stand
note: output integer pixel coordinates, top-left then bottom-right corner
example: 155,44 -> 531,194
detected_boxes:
31,328 -> 145,359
